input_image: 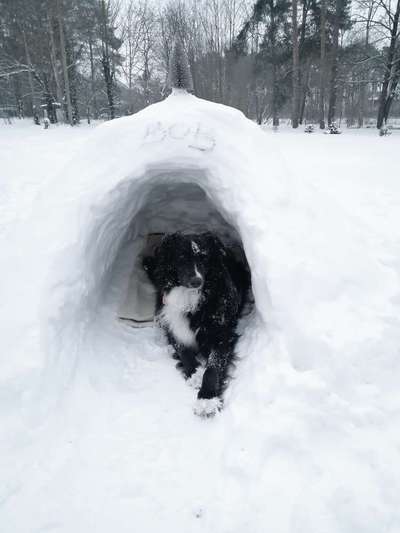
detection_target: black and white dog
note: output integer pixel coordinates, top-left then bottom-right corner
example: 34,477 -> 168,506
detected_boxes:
143,232 -> 250,417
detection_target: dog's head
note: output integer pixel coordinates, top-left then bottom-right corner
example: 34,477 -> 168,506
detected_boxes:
143,232 -> 223,291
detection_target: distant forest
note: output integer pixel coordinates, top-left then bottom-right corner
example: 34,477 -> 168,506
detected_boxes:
0,0 -> 399,129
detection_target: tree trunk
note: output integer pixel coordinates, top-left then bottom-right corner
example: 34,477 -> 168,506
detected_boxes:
377,0 -> 400,128
297,0 -> 309,124
218,53 -> 224,103
89,40 -> 99,119
66,43 -> 80,124
13,76 -> 23,119
327,0 -> 343,126
357,5 -> 372,128
47,8 -> 64,123
299,58 -> 311,124
382,65 -> 400,124
271,66 -> 279,126
318,0 -> 327,129
270,6 -> 279,127
57,0 -> 73,126
101,0 -> 115,120
102,57 -> 115,119
358,79 -> 366,128
43,74 -> 56,123
22,28 -> 36,121
292,0 -> 300,128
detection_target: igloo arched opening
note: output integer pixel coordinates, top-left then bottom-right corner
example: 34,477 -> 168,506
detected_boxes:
82,167 -> 254,331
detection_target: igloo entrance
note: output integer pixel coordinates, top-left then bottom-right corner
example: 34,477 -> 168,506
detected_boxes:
94,168 -> 254,328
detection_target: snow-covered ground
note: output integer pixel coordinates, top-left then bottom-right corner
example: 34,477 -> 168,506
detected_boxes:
1,110 -> 400,533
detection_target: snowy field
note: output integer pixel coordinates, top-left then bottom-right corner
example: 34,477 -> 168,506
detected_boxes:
1,109 -> 400,533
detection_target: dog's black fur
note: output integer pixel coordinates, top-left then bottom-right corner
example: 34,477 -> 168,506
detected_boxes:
143,232 -> 251,405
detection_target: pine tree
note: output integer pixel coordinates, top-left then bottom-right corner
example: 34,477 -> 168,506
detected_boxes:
168,39 -> 193,92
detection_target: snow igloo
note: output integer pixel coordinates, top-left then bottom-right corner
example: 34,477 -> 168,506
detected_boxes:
43,91 -> 288,389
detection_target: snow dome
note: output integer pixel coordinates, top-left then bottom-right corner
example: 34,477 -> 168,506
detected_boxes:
42,91 -> 288,390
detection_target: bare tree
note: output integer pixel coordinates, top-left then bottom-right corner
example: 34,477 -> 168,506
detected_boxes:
356,0 -> 379,126
375,0 -> 400,128
98,0 -> 122,120
57,0 -> 73,125
319,0 -> 327,128
327,0 -> 343,125
21,27 -> 37,121
292,0 -> 300,127
140,4 -> 157,105
121,0 -> 147,112
47,2 -> 64,122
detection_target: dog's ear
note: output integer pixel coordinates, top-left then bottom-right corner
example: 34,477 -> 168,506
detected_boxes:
160,232 -> 180,248
199,232 -> 225,256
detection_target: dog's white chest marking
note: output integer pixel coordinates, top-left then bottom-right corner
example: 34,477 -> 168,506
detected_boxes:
159,286 -> 201,347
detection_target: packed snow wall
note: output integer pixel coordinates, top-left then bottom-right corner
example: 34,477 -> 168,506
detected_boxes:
41,91 -> 289,392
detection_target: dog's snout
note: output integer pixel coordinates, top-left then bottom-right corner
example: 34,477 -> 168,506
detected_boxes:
188,276 -> 202,289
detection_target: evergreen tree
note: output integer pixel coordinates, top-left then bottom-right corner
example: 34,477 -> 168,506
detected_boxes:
168,38 -> 193,92
235,0 -> 292,125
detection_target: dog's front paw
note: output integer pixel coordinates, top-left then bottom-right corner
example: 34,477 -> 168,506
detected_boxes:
193,397 -> 222,418
187,366 -> 205,389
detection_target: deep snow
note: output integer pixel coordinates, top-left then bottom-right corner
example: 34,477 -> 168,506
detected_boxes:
1,100 -> 400,533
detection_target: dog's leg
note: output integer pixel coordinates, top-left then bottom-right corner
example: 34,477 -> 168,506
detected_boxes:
166,331 -> 199,378
194,357 -> 225,417
194,332 -> 234,417
178,346 -> 200,379
198,351 -> 227,399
